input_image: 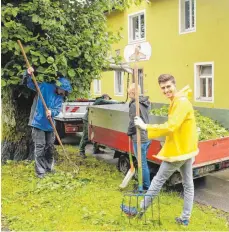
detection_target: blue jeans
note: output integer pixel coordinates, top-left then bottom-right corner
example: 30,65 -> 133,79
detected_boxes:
133,141 -> 151,190
140,158 -> 194,220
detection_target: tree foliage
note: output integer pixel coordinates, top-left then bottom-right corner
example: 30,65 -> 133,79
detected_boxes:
1,0 -> 133,98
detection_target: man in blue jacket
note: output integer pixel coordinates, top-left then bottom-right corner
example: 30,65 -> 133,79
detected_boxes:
25,67 -> 72,178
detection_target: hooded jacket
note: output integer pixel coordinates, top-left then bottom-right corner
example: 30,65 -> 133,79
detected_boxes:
146,86 -> 199,162
25,72 -> 72,131
128,96 -> 151,143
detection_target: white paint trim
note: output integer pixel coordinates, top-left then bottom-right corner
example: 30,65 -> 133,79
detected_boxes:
194,61 -> 214,103
114,71 -> 124,96
179,0 -> 196,35
128,9 -> 146,45
93,79 -> 101,95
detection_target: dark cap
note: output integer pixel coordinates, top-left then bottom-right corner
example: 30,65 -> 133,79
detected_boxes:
101,94 -> 112,100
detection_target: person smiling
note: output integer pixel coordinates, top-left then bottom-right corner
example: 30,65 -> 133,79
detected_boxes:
121,74 -> 199,226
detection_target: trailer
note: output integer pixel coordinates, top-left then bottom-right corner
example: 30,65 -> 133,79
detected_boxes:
54,99 -> 95,139
88,104 -> 229,185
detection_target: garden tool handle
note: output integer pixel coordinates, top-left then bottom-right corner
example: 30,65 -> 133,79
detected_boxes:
129,137 -> 134,171
134,63 -> 143,190
17,40 -> 67,156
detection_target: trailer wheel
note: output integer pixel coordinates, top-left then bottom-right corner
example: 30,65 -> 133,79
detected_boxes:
118,155 -> 130,175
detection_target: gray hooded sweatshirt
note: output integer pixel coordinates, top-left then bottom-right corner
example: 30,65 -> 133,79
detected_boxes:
127,96 -> 151,143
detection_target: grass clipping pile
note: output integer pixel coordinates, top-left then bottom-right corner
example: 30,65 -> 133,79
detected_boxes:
150,105 -> 229,141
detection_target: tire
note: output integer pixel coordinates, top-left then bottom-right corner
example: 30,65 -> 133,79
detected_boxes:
117,154 -> 130,176
54,121 -> 65,144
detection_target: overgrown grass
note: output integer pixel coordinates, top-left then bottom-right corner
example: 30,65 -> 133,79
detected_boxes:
2,145 -> 229,231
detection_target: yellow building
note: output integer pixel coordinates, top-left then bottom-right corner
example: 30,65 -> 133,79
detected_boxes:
91,0 -> 229,109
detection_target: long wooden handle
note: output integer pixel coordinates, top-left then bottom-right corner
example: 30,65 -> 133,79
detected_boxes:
128,137 -> 134,171
17,40 -> 66,155
134,64 -> 143,191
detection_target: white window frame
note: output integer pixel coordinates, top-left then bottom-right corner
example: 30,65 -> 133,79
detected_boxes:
138,69 -> 144,95
114,71 -> 124,96
94,79 -> 101,95
194,62 -> 214,103
128,10 -> 146,44
179,0 -> 196,34
132,68 -> 144,94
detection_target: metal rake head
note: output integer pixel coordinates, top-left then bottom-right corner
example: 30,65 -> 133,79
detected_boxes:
121,190 -> 161,225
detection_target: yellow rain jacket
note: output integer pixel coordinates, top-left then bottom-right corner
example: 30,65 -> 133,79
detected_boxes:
147,86 -> 199,162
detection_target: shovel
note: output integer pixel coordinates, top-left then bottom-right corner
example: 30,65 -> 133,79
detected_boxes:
119,137 -> 135,189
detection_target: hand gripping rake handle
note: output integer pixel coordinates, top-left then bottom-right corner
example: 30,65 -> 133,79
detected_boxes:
17,40 -> 76,168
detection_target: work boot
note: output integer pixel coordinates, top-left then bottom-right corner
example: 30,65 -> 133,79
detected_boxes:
37,173 -> 45,179
93,149 -> 104,154
79,152 -> 87,159
175,217 -> 189,226
120,204 -> 145,218
120,204 -> 138,217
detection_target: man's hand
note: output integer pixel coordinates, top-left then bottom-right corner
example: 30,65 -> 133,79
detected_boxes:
27,67 -> 34,75
46,109 -> 52,120
134,116 -> 147,131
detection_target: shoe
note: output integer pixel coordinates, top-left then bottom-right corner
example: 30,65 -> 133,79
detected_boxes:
175,217 -> 189,226
132,184 -> 146,193
37,173 -> 45,179
46,169 -> 56,174
93,149 -> 104,154
120,204 -> 138,217
79,152 -> 87,159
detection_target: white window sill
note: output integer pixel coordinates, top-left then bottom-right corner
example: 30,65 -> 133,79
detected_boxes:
179,28 -> 196,35
195,98 -> 214,103
128,38 -> 146,45
94,93 -> 101,95
114,93 -> 124,96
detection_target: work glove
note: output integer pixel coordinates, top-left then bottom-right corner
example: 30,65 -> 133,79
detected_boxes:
134,116 -> 147,131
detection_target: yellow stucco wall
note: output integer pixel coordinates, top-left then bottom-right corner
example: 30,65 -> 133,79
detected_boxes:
91,0 -> 229,109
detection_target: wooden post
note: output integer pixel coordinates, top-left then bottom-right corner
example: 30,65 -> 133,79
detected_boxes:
133,45 -> 143,191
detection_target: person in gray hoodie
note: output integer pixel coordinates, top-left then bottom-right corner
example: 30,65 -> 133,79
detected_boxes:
127,83 -> 151,190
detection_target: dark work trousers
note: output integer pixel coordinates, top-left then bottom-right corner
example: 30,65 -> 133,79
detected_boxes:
32,127 -> 55,175
78,121 -> 100,154
79,121 -> 89,154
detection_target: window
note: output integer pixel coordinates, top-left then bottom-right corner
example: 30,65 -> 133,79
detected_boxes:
132,69 -> 144,95
194,62 -> 214,102
138,69 -> 144,94
114,71 -> 124,96
179,0 -> 196,34
128,10 -> 145,43
94,79 -> 101,95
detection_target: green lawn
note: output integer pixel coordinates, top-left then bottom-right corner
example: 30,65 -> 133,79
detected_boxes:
1,145 -> 229,231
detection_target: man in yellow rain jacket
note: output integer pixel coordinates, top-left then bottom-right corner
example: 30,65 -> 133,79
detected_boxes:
121,74 -> 199,226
